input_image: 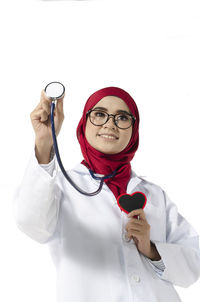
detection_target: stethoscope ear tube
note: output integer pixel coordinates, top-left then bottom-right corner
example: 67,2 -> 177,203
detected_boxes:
50,101 -> 114,196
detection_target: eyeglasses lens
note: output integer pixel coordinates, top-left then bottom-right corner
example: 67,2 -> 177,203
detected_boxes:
89,111 -> 132,129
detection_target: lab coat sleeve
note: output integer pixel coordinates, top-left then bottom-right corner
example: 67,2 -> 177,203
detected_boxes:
12,146 -> 62,244
147,258 -> 166,277
40,147 -> 56,177
152,191 -> 200,287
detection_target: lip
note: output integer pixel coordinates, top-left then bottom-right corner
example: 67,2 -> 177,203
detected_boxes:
98,133 -> 119,139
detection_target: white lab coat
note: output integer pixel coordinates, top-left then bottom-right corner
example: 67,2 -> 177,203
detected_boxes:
13,148 -> 200,302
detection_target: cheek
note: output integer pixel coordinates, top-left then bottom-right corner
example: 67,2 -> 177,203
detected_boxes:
85,121 -> 97,142
123,128 -> 133,145
129,127 -> 133,138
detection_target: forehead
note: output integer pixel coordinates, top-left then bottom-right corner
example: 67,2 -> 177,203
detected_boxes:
93,96 -> 130,112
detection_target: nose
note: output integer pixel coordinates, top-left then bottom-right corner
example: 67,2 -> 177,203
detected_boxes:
103,115 -> 117,129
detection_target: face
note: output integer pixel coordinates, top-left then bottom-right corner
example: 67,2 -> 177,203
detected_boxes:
85,96 -> 133,154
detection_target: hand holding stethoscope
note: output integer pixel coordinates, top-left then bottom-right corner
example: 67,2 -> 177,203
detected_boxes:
30,83 -> 65,164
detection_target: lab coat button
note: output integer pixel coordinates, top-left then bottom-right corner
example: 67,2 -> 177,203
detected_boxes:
131,274 -> 140,282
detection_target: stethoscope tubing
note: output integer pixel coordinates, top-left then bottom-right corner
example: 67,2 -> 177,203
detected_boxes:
50,100 -> 116,196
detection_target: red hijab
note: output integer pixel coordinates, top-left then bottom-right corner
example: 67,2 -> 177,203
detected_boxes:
76,87 -> 139,200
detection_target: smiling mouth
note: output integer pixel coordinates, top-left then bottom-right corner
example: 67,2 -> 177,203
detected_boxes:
98,134 -> 119,140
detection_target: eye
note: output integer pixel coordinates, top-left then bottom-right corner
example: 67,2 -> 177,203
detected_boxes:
117,114 -> 129,121
94,111 -> 106,118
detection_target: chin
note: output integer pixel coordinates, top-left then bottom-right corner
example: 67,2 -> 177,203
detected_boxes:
92,141 -> 121,154
98,147 -> 120,154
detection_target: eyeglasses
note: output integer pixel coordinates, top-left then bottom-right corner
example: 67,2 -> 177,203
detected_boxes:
86,109 -> 136,129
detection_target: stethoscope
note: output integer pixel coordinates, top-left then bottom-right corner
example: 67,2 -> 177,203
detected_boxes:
44,81 -> 117,196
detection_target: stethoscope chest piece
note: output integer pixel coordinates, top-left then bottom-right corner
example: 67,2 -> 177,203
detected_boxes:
45,81 -> 65,100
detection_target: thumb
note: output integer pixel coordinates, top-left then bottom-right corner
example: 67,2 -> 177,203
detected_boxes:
54,98 -> 65,132
56,99 -> 63,115
56,94 -> 65,115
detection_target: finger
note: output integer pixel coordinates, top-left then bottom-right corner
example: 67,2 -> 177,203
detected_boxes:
41,89 -> 53,105
127,209 -> 146,220
128,230 -> 140,239
56,98 -> 64,116
130,221 -> 150,231
33,90 -> 52,112
41,99 -> 51,115
58,92 -> 65,101
31,108 -> 48,122
125,219 -> 143,231
129,217 -> 147,229
127,220 -> 150,235
128,224 -> 142,232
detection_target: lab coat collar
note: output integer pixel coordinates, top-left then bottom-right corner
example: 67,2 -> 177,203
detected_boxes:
71,163 -> 142,194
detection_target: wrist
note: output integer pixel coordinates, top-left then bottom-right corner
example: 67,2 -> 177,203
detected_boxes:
35,142 -> 53,164
149,242 -> 161,261
35,138 -> 53,150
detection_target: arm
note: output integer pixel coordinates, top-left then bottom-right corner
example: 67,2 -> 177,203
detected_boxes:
12,146 -> 61,244
126,209 -> 166,275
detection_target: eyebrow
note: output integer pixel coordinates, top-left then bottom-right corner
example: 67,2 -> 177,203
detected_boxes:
93,106 -> 131,115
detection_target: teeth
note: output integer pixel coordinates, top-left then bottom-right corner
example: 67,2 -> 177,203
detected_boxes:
100,135 -> 116,139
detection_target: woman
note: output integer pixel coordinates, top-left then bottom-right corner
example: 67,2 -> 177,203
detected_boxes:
13,86 -> 200,302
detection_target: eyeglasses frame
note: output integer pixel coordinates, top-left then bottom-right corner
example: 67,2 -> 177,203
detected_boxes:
86,109 -> 136,129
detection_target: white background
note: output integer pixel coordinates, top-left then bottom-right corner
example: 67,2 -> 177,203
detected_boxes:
0,0 -> 200,301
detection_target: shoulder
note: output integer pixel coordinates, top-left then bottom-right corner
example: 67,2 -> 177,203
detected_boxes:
130,171 -> 166,203
133,171 -> 164,192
